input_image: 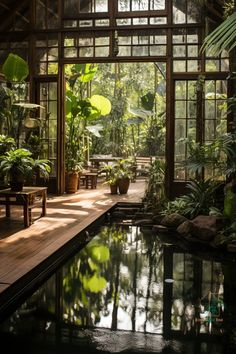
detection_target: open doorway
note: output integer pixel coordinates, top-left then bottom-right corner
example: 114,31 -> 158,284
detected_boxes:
64,62 -> 166,191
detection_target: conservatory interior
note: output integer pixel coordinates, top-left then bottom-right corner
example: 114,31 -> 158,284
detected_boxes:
1,1 -> 236,354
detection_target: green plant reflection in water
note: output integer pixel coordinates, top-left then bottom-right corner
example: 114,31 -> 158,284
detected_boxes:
62,226 -> 127,327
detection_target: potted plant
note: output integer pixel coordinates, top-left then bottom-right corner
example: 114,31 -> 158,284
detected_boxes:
104,159 -> 134,195
102,164 -> 119,194
0,148 -> 51,191
116,159 -> 133,194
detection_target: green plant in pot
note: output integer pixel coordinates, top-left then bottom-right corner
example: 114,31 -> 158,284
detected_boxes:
115,159 -> 134,194
0,148 -> 51,191
102,164 -> 119,194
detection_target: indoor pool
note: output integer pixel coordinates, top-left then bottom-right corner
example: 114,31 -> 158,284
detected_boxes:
0,222 -> 236,354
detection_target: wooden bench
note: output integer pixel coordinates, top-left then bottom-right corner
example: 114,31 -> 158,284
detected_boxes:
134,156 -> 156,177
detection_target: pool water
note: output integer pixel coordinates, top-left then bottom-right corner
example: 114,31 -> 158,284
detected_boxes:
0,223 -> 236,354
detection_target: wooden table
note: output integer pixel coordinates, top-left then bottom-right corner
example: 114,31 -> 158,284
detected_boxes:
80,172 -> 98,189
0,186 -> 47,228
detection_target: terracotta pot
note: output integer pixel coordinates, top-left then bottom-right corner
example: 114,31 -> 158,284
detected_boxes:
65,171 -> 78,193
118,177 -> 130,194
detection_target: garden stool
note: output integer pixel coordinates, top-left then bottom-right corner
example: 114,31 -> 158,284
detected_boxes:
81,172 -> 98,189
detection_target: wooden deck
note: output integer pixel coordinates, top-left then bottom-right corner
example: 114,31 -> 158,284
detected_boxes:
0,179 -> 146,316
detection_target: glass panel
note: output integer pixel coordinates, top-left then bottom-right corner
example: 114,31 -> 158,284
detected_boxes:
187,101 -> 196,117
187,60 -> 198,72
47,0 -> 59,29
173,45 -> 186,57
176,81 -> 187,99
205,80 -> 215,95
187,120 -> 196,140
187,1 -> 201,23
173,0 -> 186,24
173,31 -> 186,44
132,0 -> 149,11
119,36 -> 132,45
151,0 -> 165,10
133,46 -> 149,56
96,0 -> 108,12
64,0 -> 79,16
64,38 -> 75,46
48,48 -> 58,61
187,33 -> 198,43
133,18 -> 148,25
35,2 -> 46,29
118,46 -> 132,56
216,100 -> 227,119
95,47 -> 109,56
64,48 -> 77,58
95,37 -> 109,45
64,20 -> 77,28
175,140 -> 186,161
79,20 -> 93,27
205,101 -> 215,120
79,37 -> 94,46
174,164 -> 186,180
187,45 -> 198,57
80,0 -> 92,12
39,82 -> 58,178
153,34 -> 167,44
205,59 -> 220,72
150,17 -> 167,24
35,49 -> 47,61
95,19 -> 110,26
175,101 -> 186,118
173,60 -> 186,72
175,119 -> 186,140
79,47 -> 94,57
221,59 -> 229,71
133,35 -> 149,45
48,63 -> 58,75
216,80 -> 227,95
205,120 -> 215,141
187,81 -> 196,99
150,45 -> 166,56
118,0 -> 130,11
48,102 -> 57,119
116,18 -> 132,25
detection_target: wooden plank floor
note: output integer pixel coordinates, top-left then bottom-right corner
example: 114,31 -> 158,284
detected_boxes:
0,178 -> 146,305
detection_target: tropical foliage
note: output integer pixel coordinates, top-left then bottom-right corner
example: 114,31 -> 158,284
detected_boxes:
65,64 -> 111,171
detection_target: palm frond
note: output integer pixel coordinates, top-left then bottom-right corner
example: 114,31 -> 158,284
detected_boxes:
201,12 -> 236,56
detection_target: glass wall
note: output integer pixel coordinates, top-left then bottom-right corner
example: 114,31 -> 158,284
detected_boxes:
0,0 -> 229,194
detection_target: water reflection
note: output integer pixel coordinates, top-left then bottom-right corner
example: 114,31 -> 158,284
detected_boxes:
0,224 -> 236,353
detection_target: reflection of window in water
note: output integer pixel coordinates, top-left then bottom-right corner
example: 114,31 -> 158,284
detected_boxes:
171,254 -> 224,335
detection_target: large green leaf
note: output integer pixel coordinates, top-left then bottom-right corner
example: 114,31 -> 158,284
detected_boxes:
90,95 -> 111,116
89,244 -> 110,263
2,53 -> 29,82
83,274 -> 107,293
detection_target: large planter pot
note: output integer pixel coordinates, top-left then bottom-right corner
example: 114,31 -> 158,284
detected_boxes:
118,177 -> 130,194
65,171 -> 78,193
10,173 -> 25,191
110,183 -> 118,194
